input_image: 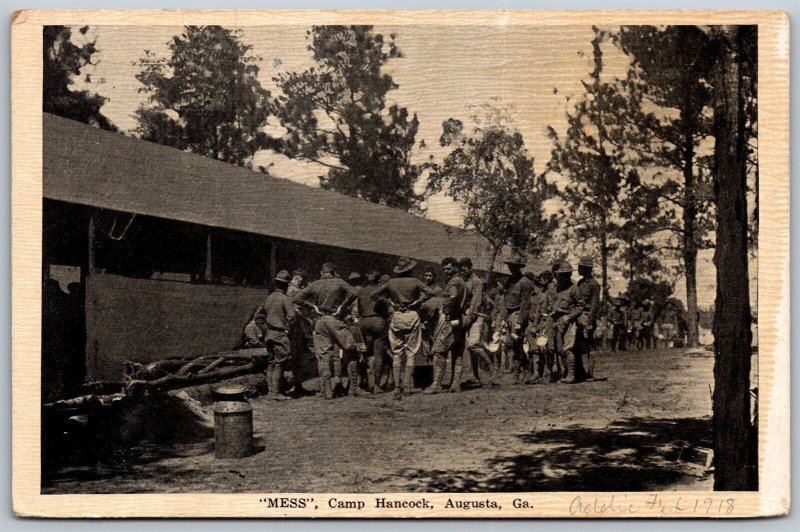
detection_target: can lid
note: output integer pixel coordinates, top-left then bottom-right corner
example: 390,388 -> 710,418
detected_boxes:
214,385 -> 248,401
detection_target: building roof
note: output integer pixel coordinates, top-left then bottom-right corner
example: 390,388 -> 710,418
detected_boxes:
44,113 -> 539,273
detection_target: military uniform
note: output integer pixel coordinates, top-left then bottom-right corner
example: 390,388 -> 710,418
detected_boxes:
463,272 -> 497,385
293,271 -> 359,399
504,268 -> 534,384
425,271 -> 467,393
608,302 -> 628,352
525,282 -> 552,382
372,258 -> 436,398
575,264 -> 601,379
263,276 -> 295,399
549,262 -> 584,383
356,282 -> 390,393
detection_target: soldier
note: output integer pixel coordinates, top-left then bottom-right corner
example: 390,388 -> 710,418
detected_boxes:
262,270 -> 296,400
524,272 -> 550,383
293,263 -> 359,400
575,256 -> 601,380
489,281 -> 508,371
629,301 -> 645,351
286,268 -> 311,395
549,262 -> 584,384
503,255 -> 534,384
423,257 -> 467,394
372,257 -> 436,399
355,270 -> 390,394
608,297 -> 628,352
459,257 -> 498,386
423,266 -> 442,294
238,305 -> 267,349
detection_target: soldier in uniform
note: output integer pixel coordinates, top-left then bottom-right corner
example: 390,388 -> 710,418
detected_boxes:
608,297 -> 628,352
549,261 -> 584,384
355,270 -> 390,394
503,255 -> 534,384
286,269 -> 311,395
372,257 -> 436,399
575,256 -> 601,380
293,263 -> 359,399
459,257 -> 498,386
262,270 -> 296,400
423,257 -> 466,394
524,272 -> 550,383
239,305 -> 267,349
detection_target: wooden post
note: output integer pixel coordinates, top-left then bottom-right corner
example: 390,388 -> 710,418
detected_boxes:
87,214 -> 98,275
269,241 -> 277,285
204,232 -> 213,281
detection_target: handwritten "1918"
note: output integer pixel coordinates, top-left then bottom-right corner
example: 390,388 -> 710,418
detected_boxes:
570,494 -> 735,516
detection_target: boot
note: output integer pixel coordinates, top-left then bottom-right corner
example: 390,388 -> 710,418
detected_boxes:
318,362 -> 334,399
269,363 -> 289,400
449,360 -> 463,393
402,364 -> 415,396
512,360 -> 523,384
423,357 -> 445,394
347,360 -> 362,397
560,351 -> 578,384
586,352 -> 596,380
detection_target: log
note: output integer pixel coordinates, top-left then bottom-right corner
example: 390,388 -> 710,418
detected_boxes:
128,358 -> 267,393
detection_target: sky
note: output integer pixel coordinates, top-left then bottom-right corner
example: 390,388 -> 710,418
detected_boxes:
68,24 -> 755,308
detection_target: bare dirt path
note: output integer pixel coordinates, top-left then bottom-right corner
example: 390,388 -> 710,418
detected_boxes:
44,348 -> 720,493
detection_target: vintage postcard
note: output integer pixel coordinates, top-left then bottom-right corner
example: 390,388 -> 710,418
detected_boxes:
11,9 -> 789,518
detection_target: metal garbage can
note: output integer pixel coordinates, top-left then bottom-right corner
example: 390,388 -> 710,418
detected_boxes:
213,385 -> 253,459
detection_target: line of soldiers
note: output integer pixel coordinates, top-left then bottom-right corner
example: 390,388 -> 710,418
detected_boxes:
242,253 -> 602,401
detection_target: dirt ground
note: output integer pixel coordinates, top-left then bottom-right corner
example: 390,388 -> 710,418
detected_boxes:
43,347 -> 730,494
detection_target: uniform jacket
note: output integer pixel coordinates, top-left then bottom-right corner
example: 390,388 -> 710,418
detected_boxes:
372,276 -> 436,311
263,288 -> 294,332
293,276 -> 358,315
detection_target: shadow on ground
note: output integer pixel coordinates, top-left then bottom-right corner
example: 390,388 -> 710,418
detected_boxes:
392,416 -> 711,492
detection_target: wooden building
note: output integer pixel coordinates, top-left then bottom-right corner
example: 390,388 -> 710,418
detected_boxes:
43,113 -> 511,393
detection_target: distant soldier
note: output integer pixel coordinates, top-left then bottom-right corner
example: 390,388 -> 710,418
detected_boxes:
503,255 -> 534,384
459,257 -> 498,386
659,302 -> 679,348
355,270 -> 390,394
423,257 -> 467,394
372,257 -> 436,399
549,262 -> 583,384
293,263 -> 359,399
629,302 -> 645,351
608,297 -> 628,352
262,270 -> 296,400
575,256 -> 601,380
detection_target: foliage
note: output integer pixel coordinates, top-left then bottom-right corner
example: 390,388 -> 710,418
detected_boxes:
624,277 -> 674,311
272,26 -> 425,212
428,111 -> 557,264
548,27 -> 631,299
133,26 -> 272,167
43,25 -> 117,131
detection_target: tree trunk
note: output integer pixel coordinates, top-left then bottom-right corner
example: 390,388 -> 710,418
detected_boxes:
711,26 -> 755,491
600,230 -> 609,303
683,120 -> 700,347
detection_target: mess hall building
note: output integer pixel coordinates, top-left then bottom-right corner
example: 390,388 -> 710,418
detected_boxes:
42,113 -> 509,396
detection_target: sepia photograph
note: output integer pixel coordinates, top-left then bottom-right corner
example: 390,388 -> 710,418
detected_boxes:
11,9 -> 789,518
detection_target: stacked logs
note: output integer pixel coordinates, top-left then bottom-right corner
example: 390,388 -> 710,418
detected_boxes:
43,349 -> 269,415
